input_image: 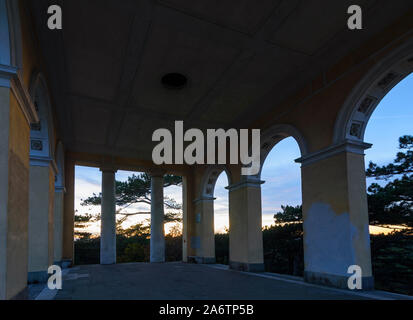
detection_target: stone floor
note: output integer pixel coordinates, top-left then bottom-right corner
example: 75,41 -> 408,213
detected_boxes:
31,262 -> 412,300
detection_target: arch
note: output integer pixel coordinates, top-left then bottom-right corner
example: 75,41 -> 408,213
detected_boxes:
199,165 -> 232,199
334,37 -> 413,144
0,0 -> 23,69
29,72 -> 55,160
250,124 -> 308,180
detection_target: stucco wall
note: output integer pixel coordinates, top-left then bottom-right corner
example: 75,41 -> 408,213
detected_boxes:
229,185 -> 263,265
28,165 -> 52,273
6,91 -> 30,299
301,152 -> 372,278
0,87 -> 10,300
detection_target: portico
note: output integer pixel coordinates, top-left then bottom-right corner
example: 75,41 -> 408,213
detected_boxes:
1,0 -> 413,299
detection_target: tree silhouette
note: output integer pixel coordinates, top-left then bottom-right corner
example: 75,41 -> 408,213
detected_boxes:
274,205 -> 302,223
81,173 -> 183,223
366,135 -> 413,227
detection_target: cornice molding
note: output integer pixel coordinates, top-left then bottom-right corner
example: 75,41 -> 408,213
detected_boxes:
226,178 -> 265,192
0,64 -> 39,124
55,185 -> 66,193
295,139 -> 372,167
30,155 -> 59,175
193,196 -> 216,204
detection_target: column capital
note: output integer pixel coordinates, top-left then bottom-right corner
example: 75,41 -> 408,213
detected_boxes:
226,178 -> 265,192
193,196 -> 216,204
295,139 -> 372,167
100,165 -> 118,173
100,155 -> 118,173
30,155 -> 59,174
148,169 -> 166,178
0,64 -> 38,124
55,185 -> 66,193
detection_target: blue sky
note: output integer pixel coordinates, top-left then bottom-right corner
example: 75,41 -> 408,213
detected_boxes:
75,74 -> 413,234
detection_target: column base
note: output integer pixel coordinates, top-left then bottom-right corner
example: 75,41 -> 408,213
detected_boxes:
188,256 -> 216,264
61,259 -> 73,269
229,261 -> 265,273
304,271 -> 374,291
28,270 -> 48,284
11,287 -> 29,300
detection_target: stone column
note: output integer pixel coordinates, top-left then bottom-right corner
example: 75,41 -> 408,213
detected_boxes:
227,178 -> 264,272
28,159 -> 56,283
297,140 -> 374,290
53,186 -> 65,265
62,157 -> 75,268
100,167 -> 117,265
150,173 -> 165,263
193,197 -> 216,264
182,173 -> 197,262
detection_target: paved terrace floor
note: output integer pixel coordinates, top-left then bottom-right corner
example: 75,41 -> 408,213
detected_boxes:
31,262 -> 412,300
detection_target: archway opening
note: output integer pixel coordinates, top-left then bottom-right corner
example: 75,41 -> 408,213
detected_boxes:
214,171 -> 230,265
261,137 -> 304,276
363,73 -> 413,295
74,168 -> 183,265
74,165 -> 101,265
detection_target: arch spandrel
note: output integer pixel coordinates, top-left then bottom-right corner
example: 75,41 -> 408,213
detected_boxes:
334,37 -> 413,145
29,72 -> 55,160
240,124 -> 308,181
198,165 -> 232,199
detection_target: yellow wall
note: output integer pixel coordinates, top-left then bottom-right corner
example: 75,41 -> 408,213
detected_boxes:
6,91 -> 30,299
48,166 -> 55,266
28,165 -> 52,272
194,200 -> 215,258
301,152 -> 372,278
229,185 -> 263,265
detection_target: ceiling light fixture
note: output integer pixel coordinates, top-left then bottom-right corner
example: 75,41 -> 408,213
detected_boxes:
161,73 -> 188,90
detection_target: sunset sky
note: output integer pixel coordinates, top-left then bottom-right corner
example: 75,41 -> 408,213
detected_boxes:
75,74 -> 413,236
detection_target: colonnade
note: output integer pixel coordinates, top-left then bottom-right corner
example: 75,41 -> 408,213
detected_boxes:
98,168 -> 167,265
183,140 -> 374,289
0,88 -> 377,298
3,0 -> 411,300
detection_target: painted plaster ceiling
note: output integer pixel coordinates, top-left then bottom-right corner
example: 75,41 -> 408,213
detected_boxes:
28,0 -> 413,161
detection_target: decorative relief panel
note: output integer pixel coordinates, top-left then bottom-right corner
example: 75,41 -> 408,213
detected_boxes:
31,139 -> 43,151
377,72 -> 399,90
350,122 -> 362,138
358,96 -> 376,114
30,122 -> 41,131
261,142 -> 270,150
